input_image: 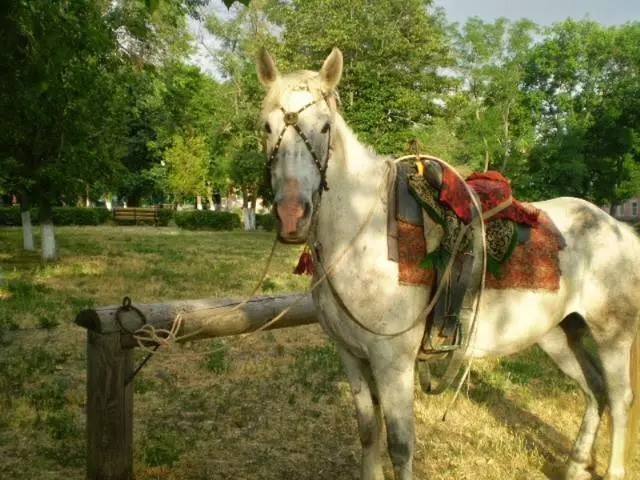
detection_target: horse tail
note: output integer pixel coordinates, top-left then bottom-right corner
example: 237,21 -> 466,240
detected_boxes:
625,322 -> 640,468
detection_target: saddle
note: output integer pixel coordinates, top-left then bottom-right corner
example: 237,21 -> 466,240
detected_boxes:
388,158 -> 541,355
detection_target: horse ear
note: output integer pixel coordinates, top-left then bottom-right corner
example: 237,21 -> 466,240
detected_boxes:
256,47 -> 279,88
319,48 -> 343,90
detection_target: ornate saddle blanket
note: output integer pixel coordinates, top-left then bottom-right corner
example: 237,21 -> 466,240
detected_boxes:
387,158 -> 565,354
388,159 -> 565,287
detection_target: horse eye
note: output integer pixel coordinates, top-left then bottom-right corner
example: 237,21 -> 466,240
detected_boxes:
264,122 -> 272,134
321,122 -> 330,134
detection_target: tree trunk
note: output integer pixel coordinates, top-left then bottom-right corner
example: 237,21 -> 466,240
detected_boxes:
243,208 -> 253,231
19,191 -> 34,251
207,193 -> 214,210
196,195 -> 203,210
476,106 -> 491,172
500,100 -> 512,172
104,193 -> 113,211
249,188 -> 257,230
40,201 -> 57,261
242,188 -> 255,231
86,184 -> 92,207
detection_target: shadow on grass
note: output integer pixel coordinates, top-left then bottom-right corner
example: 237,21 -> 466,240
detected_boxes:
133,339 -> 359,480
467,375 -> 576,480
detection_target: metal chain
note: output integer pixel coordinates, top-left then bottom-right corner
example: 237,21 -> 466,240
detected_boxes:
115,296 -> 159,385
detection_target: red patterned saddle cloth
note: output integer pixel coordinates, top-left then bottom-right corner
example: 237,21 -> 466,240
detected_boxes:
388,161 -> 565,291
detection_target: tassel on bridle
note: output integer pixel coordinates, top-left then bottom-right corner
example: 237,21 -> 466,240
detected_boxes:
294,245 -> 315,275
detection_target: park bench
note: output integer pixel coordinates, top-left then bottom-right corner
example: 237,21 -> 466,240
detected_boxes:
113,207 -> 159,226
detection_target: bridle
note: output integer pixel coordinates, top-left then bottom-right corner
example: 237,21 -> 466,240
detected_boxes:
266,90 -> 335,195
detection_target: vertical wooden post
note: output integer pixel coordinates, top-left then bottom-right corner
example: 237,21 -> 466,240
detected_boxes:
86,330 -> 134,480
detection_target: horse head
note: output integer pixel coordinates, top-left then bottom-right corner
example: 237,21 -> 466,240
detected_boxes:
256,48 -> 343,244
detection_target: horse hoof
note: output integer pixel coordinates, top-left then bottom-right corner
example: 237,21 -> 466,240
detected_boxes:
565,462 -> 593,480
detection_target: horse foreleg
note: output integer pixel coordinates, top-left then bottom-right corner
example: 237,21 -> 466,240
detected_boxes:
537,322 -> 606,480
337,346 -> 384,480
371,356 -> 416,480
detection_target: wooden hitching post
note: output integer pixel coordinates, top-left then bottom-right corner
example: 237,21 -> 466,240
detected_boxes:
76,293 -> 318,479
85,326 -> 134,479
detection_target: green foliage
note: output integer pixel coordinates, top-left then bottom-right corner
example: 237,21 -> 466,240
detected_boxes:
164,134 -> 210,199
268,0 -> 453,154
445,17 -> 539,173
156,208 -> 174,226
0,207 -> 110,226
49,207 -> 111,226
292,342 -> 343,401
223,0 -> 251,7
174,210 -> 241,230
520,20 -> 640,204
0,0 -> 132,203
37,316 -> 60,330
202,339 -> 231,373
229,150 -> 265,205
142,427 -> 184,467
0,207 -> 22,226
255,212 -> 275,231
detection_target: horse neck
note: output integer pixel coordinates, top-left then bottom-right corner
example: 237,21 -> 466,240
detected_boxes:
314,115 -> 388,254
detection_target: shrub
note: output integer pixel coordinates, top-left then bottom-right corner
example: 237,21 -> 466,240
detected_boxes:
51,207 -> 109,225
0,207 -> 22,226
256,212 -> 276,231
174,211 -> 241,230
156,208 -> 173,227
0,206 -> 110,226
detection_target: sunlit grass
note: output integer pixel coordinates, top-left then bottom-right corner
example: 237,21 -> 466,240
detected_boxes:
0,225 -> 638,479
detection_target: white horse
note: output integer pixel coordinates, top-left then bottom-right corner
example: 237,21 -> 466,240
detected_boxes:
256,47 -> 640,480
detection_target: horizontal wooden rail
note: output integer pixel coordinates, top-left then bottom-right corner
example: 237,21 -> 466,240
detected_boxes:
76,292 -> 318,347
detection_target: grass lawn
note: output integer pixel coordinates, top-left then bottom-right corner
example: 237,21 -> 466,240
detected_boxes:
0,226 -> 637,479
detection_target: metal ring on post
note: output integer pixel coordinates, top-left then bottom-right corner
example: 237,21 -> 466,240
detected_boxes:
115,296 -> 148,336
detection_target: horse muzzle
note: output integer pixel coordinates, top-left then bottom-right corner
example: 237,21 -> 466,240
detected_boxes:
275,199 -> 312,244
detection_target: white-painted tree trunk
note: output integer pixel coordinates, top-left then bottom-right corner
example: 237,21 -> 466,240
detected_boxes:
196,195 -> 203,210
207,194 -> 214,210
104,194 -> 112,211
243,208 -> 251,231
41,221 -> 57,261
243,208 -> 256,231
21,210 -> 34,250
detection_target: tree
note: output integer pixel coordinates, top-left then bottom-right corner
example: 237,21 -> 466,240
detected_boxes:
230,151 -> 264,229
521,20 -> 640,205
164,134 -> 209,205
205,0 -> 275,227
446,17 -> 539,173
268,0 -> 454,154
0,0 -> 132,260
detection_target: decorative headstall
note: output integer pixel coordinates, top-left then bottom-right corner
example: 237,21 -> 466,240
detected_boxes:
266,91 -> 335,194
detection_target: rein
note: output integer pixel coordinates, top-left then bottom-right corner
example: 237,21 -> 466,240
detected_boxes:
312,154 -> 493,398
313,154 -> 494,338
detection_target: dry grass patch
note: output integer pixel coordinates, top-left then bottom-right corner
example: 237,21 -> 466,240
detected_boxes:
0,225 -> 639,479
